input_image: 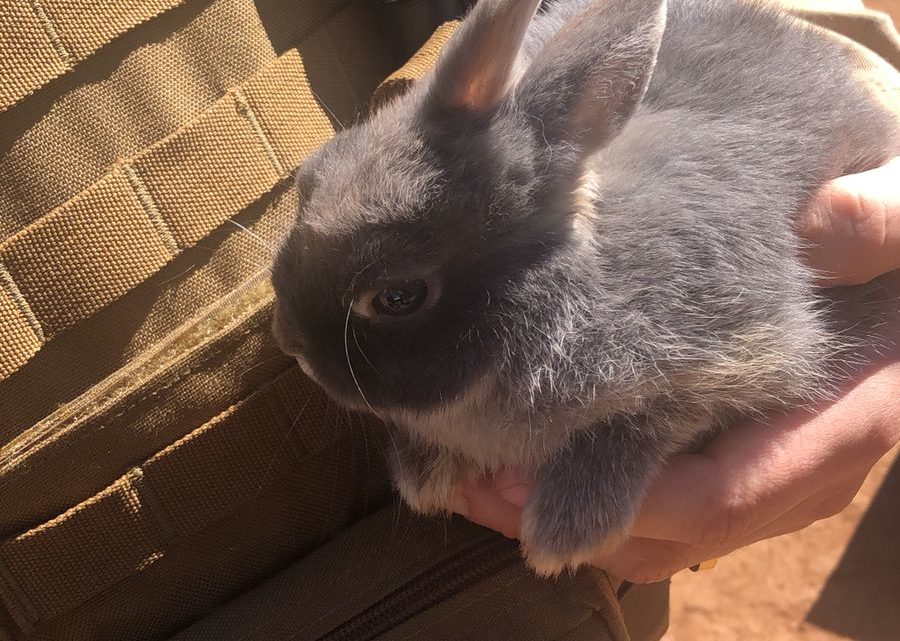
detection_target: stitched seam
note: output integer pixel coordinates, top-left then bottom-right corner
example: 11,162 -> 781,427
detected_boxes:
127,467 -> 178,544
28,0 -> 74,68
101,302 -> 271,426
0,555 -> 40,627
1,285 -> 272,472
1,413 -> 301,626
123,164 -> 180,255
233,89 -> 286,176
0,264 -> 45,343
91,324 -> 257,429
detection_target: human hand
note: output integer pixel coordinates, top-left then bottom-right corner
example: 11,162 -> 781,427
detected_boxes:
801,156 -> 900,285
451,159 -> 900,583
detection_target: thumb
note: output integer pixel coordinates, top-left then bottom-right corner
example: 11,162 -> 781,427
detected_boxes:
800,157 -> 900,286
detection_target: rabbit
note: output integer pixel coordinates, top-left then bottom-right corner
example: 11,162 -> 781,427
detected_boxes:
271,0 -> 900,576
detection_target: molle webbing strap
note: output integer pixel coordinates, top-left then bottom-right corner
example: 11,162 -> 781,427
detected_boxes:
0,366 -> 343,631
370,21 -> 458,111
0,268 -> 42,379
0,0 -> 185,113
0,49 -> 334,381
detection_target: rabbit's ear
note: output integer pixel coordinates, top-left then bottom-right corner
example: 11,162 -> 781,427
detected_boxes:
429,0 -> 542,114
516,0 -> 667,158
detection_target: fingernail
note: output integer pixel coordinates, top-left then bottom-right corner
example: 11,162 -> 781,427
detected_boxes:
449,492 -> 469,517
494,467 -> 533,508
498,484 -> 531,508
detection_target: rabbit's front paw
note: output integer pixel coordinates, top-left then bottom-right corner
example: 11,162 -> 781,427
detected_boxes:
519,483 -> 632,578
388,431 -> 472,515
516,420 -> 674,577
396,454 -> 472,515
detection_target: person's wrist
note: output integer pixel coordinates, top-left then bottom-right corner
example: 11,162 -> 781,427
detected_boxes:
861,360 -> 900,451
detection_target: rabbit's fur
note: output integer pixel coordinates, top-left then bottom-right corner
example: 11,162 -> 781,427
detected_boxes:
272,0 -> 900,575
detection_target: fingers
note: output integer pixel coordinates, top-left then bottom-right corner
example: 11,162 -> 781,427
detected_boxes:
601,474 -> 868,584
632,361 -> 899,545
493,466 -> 535,508
452,407 -> 869,581
625,451 -> 745,546
456,471 -> 530,540
592,536 -> 726,584
609,367 -> 900,582
800,157 -> 900,286
626,410 -> 819,548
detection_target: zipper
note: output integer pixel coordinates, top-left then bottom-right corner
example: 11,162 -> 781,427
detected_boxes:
315,534 -> 521,641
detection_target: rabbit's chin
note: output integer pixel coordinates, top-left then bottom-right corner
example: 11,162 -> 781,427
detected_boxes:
384,375 -> 527,469
293,354 -> 377,415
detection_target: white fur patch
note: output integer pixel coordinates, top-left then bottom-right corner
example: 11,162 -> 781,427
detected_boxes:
570,168 -> 601,247
388,374 -> 571,471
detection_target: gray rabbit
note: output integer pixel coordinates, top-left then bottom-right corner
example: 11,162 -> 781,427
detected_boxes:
271,0 -> 900,575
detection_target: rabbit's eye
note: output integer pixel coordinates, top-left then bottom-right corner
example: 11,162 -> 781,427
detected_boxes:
373,280 -> 428,317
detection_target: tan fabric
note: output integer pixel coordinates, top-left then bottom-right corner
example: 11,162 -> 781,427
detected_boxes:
0,266 -> 42,379
0,0 -> 282,237
0,48 -> 331,380
0,364 -> 369,629
0,0 -> 184,114
0,0 -> 390,439
168,510 -> 628,641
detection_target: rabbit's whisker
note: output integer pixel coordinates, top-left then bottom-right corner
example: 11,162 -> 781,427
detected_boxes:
353,323 -> 380,374
344,300 -> 381,419
310,88 -> 346,132
227,218 -> 278,256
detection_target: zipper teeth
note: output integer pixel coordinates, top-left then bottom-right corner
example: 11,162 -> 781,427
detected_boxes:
317,535 -> 521,641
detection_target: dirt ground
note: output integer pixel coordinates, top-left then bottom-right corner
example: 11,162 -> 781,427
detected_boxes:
664,3 -> 900,638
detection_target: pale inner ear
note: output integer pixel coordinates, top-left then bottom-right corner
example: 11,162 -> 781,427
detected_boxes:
432,0 -> 542,113
515,0 -> 668,156
567,38 -> 665,151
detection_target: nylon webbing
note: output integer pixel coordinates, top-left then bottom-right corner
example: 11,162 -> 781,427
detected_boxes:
0,268 -> 42,379
0,0 -> 184,114
0,366 -> 341,629
0,48 -> 334,381
370,21 -> 458,111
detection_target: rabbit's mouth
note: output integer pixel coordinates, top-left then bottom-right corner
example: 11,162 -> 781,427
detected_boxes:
294,354 -> 379,414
